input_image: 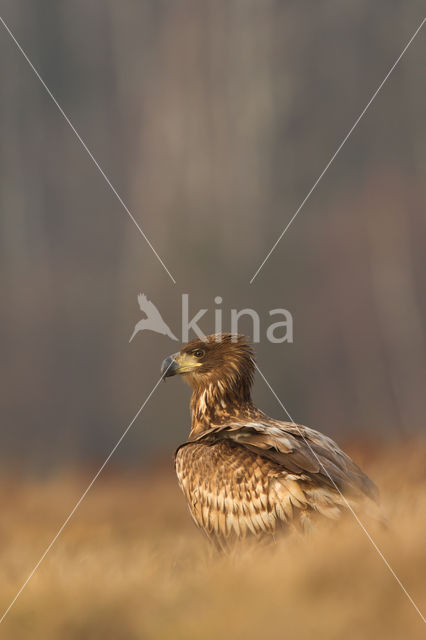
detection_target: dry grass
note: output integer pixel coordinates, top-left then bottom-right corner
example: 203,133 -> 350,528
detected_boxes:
0,441 -> 425,639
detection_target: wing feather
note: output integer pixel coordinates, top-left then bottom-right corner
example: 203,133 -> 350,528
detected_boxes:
185,419 -> 378,501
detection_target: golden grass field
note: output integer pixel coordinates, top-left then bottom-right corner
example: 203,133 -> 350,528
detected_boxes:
0,440 -> 425,639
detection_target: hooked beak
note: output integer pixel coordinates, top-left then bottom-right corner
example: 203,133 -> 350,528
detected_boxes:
161,353 -> 180,379
161,351 -> 202,379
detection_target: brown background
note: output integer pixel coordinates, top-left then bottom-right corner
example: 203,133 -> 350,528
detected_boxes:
1,1 -> 425,470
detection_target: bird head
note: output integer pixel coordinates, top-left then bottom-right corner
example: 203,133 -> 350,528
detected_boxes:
161,333 -> 255,392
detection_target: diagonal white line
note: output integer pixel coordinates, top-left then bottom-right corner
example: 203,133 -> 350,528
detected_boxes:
249,17 -> 426,284
0,15 -> 176,285
255,363 -> 426,624
0,366 -> 171,625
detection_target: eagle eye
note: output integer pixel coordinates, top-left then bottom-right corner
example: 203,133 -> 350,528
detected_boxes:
193,349 -> 205,358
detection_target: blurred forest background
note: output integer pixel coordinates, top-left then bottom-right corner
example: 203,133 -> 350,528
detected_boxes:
1,1 -> 425,471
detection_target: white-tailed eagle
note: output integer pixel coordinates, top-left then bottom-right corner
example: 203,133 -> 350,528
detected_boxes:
161,334 -> 377,548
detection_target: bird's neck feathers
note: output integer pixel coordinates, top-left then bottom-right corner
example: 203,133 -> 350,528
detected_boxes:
188,369 -> 259,436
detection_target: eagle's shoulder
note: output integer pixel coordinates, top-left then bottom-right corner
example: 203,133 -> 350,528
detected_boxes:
178,418 -> 378,502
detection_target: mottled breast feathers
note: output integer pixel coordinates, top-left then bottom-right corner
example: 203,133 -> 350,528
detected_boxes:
175,420 -> 378,548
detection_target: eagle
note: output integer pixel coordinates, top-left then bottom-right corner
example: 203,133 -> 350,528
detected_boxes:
161,334 -> 378,548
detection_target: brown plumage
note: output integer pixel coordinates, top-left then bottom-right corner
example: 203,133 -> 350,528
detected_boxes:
161,334 -> 378,548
